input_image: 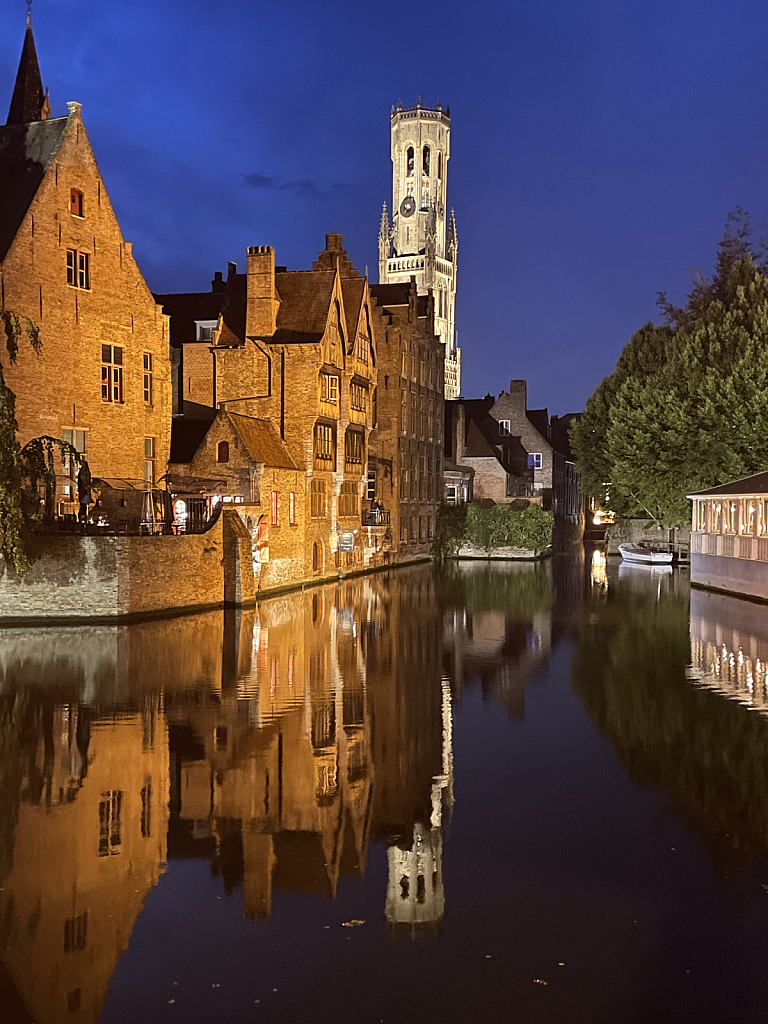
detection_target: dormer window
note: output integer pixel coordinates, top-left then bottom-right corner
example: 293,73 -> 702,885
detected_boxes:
499,420 -> 511,436
70,189 -> 84,218
195,320 -> 217,343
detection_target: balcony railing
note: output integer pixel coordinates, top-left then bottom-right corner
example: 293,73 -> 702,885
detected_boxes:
362,509 -> 390,527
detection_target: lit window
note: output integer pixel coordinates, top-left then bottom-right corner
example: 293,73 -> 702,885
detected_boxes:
311,479 -> 327,519
528,452 -> 543,470
70,188 -> 84,218
143,352 -> 153,405
101,345 -> 123,403
217,440 -> 229,463
271,490 -> 279,526
61,428 -> 87,499
144,437 -> 156,483
314,422 -> 335,465
499,420 -> 511,436
350,383 -> 367,411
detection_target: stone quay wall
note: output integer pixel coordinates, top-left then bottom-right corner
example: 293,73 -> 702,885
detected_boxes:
0,511 -> 256,622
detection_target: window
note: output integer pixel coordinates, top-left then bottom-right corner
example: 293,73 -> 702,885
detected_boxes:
98,790 -> 123,856
527,452 -> 543,470
367,469 -> 376,501
70,188 -> 84,218
311,479 -> 327,519
271,490 -> 279,526
356,334 -> 369,363
499,420 -> 511,436
64,913 -> 88,953
345,429 -> 364,466
61,428 -> 87,499
217,440 -> 229,463
446,485 -> 457,505
101,345 -> 123,403
423,145 -> 431,176
143,353 -> 153,404
289,491 -> 297,525
314,422 -> 335,465
67,249 -> 90,289
196,321 -> 217,342
339,481 -> 358,518
400,390 -> 408,434
140,780 -> 152,838
320,373 -> 339,402
312,540 -> 322,572
438,152 -> 443,180
144,437 -> 155,483
401,351 -> 408,378
406,146 -> 414,176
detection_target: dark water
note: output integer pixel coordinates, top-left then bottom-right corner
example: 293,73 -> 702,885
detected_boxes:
2,553 -> 768,1023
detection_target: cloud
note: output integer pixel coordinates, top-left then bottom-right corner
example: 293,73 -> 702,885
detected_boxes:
243,172 -> 353,198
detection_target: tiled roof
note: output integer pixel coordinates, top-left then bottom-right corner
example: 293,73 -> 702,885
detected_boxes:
370,282 -> 411,307
154,291 -> 224,346
340,277 -> 365,345
527,408 -> 550,440
464,419 -> 499,459
275,271 -> 335,335
271,328 -> 324,346
0,115 -> 68,261
7,22 -> 47,126
688,472 -> 768,498
228,413 -> 297,469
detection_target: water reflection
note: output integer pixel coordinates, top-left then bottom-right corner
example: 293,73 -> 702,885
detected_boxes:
4,559 -> 768,1020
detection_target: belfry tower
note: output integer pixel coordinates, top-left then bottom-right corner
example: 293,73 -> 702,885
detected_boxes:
378,99 -> 461,399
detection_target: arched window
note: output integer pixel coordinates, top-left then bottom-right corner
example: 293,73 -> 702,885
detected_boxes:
406,146 -> 414,177
312,541 -> 322,572
422,145 -> 430,177
437,152 -> 443,181
217,440 -> 229,463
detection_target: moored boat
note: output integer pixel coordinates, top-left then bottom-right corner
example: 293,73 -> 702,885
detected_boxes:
618,543 -> 674,565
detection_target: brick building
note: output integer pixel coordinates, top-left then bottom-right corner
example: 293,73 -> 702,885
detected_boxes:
158,235 -> 379,583
369,280 -> 444,558
0,18 -> 171,505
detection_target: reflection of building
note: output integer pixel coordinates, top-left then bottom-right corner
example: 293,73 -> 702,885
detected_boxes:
0,704 -> 168,1024
167,584 -> 374,916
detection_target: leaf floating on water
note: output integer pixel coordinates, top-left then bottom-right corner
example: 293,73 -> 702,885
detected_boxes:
342,919 -> 366,927
533,979 -> 548,986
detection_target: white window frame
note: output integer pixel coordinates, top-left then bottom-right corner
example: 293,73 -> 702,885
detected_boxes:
195,320 -> 218,343
528,452 -> 543,470
499,420 -> 511,436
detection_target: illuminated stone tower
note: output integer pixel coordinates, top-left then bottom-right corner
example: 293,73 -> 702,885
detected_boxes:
378,99 -> 461,399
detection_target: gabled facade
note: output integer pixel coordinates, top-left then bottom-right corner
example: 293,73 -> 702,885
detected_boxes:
0,20 -> 171,502
158,235 -> 379,581
369,280 -> 445,558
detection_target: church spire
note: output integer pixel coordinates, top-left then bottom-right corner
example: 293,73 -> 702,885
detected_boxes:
6,6 -> 51,126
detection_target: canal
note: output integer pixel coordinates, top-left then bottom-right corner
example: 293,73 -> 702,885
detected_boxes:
2,555 -> 768,1023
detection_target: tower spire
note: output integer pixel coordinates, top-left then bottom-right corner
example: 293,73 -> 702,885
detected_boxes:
7,6 -> 51,126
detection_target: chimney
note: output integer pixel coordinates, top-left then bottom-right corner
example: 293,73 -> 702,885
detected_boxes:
211,271 -> 224,293
325,233 -> 343,252
246,246 -> 278,337
509,379 -> 527,411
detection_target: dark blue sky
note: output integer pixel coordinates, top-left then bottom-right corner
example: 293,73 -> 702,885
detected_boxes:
2,0 -> 768,413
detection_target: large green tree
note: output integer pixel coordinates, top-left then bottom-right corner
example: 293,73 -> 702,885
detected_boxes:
572,211 -> 768,523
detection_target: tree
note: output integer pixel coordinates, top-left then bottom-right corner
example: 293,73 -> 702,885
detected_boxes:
571,212 -> 768,524
0,310 -> 81,574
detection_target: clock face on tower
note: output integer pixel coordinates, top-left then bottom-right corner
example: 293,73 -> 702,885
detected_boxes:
400,195 -> 416,218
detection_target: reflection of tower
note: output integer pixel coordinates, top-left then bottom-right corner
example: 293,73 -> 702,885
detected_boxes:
385,674 -> 453,934
378,99 -> 461,398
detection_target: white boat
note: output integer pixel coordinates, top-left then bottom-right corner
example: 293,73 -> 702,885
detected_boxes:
618,543 -> 674,565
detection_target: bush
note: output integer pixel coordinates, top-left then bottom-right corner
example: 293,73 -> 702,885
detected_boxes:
432,501 -> 553,559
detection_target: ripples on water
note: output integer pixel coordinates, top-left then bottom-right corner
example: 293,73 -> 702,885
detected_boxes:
1,555 -> 768,1023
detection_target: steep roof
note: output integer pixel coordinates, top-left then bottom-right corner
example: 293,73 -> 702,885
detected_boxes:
688,472 -> 768,498
526,408 -> 550,441
154,291 -> 224,346
0,115 -> 68,261
228,413 -> 297,469
340,277 -> 365,344
7,19 -> 49,126
464,419 -> 499,459
218,272 -> 247,346
275,271 -> 336,336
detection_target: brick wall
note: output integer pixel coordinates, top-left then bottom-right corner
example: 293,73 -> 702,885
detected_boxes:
0,511 -> 257,620
490,381 -> 553,489
0,106 -> 172,489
